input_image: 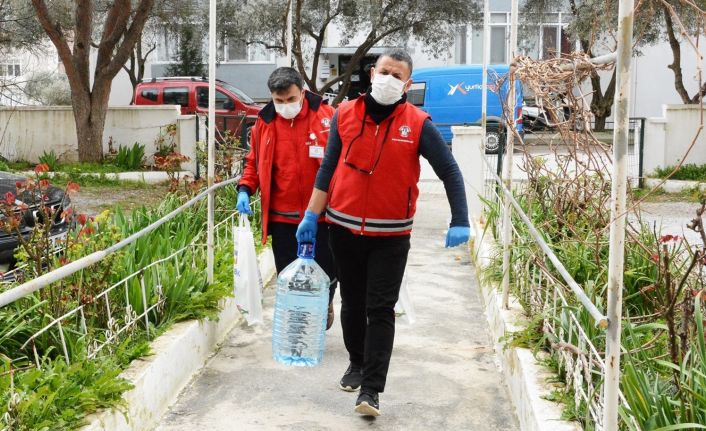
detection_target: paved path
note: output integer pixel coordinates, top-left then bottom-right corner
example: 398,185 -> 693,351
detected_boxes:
157,180 -> 519,431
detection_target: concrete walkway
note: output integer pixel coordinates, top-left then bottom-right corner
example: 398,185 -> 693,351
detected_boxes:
156,180 -> 519,431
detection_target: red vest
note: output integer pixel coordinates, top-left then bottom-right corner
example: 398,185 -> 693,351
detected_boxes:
326,97 -> 429,236
239,91 -> 333,244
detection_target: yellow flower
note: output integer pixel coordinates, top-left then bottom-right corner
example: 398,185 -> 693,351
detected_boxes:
95,210 -> 111,224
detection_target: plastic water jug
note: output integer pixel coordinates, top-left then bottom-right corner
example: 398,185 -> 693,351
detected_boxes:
272,242 -> 330,366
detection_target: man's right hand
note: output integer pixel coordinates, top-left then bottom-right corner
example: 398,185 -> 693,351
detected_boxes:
236,191 -> 252,215
296,210 -> 319,243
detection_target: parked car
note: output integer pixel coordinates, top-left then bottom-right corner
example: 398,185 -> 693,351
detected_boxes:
408,64 -> 524,154
0,172 -> 70,266
133,77 -> 262,148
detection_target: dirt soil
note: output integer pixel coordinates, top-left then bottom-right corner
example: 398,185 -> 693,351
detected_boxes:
71,183 -> 171,216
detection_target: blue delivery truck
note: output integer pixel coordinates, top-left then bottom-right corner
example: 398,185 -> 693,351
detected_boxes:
408,64 -> 523,153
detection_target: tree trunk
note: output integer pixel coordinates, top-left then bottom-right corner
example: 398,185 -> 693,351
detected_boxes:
72,78 -> 112,162
593,115 -> 607,132
31,0 -> 155,162
662,4 -> 693,104
590,69 -> 616,132
74,109 -> 106,162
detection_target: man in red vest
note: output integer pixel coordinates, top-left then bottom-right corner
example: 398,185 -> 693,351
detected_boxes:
296,49 -> 471,416
237,67 -> 337,328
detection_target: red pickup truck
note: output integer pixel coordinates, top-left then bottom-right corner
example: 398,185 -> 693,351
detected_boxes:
133,77 -> 262,148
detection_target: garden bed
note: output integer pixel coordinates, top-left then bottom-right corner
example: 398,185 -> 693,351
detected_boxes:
79,249 -> 275,431
1,173 -> 261,430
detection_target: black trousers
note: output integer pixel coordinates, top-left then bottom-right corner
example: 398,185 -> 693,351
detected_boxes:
328,224 -> 411,393
268,221 -> 337,303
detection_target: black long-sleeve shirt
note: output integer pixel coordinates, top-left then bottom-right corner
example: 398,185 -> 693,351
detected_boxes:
314,110 -> 470,228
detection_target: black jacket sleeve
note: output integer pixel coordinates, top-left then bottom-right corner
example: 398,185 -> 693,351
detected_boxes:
418,119 -> 470,227
314,111 -> 342,192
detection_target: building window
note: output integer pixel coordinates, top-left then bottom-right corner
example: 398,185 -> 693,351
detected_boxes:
490,27 -> 507,63
541,25 -> 572,59
226,38 -> 248,61
156,29 -> 179,62
224,37 -> 274,63
0,61 -> 22,77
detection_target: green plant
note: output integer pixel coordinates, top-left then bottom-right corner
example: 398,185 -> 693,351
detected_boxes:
154,124 -> 177,158
0,338 -> 143,431
38,150 -> 60,171
652,164 -> 706,182
0,178 -> 262,429
115,143 -> 145,171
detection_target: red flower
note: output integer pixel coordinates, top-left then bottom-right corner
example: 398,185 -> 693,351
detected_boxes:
15,181 -> 24,190
34,163 -> 49,174
79,226 -> 95,237
66,182 -> 80,194
62,207 -> 74,222
59,257 -> 68,266
660,234 -> 681,243
4,192 -> 15,205
650,254 -> 660,263
39,179 -> 50,188
76,213 -> 88,226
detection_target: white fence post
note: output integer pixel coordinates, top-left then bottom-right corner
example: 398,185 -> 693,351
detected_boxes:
452,126 -> 485,223
603,0 -> 635,429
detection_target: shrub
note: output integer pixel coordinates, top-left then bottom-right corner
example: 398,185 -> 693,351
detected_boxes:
115,143 -> 145,171
652,163 -> 706,182
38,150 -> 60,171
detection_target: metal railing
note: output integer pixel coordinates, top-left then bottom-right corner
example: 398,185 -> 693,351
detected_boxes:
0,177 -> 242,367
478,153 -> 638,430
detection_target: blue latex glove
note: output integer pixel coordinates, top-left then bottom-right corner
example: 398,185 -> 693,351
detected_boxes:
445,226 -> 471,248
236,191 -> 252,215
296,210 -> 319,243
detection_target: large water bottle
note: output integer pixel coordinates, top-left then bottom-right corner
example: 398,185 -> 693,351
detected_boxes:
272,242 -> 330,366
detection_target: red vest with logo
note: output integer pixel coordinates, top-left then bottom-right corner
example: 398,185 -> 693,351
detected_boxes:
239,91 -> 333,244
326,97 -> 430,236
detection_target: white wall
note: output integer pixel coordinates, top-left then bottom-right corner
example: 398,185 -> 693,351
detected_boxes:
643,104 -> 706,174
0,106 -> 196,168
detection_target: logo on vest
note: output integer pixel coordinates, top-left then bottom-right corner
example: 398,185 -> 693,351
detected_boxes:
321,117 -> 331,127
398,125 -> 411,138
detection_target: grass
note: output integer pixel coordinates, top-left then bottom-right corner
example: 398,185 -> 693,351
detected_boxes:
3,160 -> 153,175
652,163 -> 706,182
632,186 -> 705,203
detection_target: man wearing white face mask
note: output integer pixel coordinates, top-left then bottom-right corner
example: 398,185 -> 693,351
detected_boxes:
238,67 -> 337,328
296,49 -> 471,417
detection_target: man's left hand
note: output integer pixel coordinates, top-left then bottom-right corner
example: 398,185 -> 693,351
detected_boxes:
445,226 -> 471,248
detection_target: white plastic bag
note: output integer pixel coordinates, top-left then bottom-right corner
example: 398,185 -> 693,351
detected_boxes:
233,215 -> 263,325
394,271 -> 416,325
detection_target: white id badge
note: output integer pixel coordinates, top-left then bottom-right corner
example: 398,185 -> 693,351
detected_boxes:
309,145 -> 324,159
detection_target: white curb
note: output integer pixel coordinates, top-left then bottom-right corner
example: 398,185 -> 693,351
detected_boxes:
472,220 -> 581,431
79,247 -> 276,431
644,177 -> 706,193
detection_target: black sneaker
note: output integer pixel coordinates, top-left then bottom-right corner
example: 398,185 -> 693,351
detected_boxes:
339,363 -> 362,392
355,389 -> 380,417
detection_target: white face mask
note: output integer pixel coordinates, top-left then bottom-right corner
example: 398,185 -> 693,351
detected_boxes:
370,73 -> 407,105
274,96 -> 303,119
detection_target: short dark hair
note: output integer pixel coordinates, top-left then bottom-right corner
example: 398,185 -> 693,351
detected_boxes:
267,67 -> 304,93
376,48 -> 413,75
